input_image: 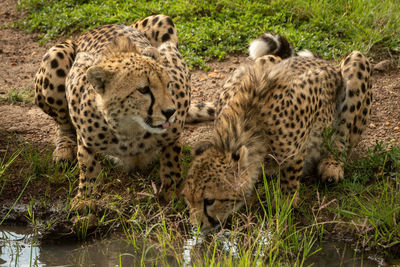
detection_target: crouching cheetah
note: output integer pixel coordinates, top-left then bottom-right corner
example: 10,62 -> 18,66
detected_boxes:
182,34 -> 372,232
34,15 -> 192,217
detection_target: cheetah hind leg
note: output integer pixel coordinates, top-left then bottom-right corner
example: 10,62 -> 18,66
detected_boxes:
34,40 -> 77,163
318,51 -> 372,184
131,14 -> 178,48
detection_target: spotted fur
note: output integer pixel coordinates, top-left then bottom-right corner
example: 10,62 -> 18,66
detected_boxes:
182,51 -> 372,232
186,33 -> 317,125
34,15 -> 191,216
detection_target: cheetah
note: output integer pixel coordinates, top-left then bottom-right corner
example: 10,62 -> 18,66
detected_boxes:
182,34 -> 373,232
185,33 -> 316,124
34,15 -> 193,216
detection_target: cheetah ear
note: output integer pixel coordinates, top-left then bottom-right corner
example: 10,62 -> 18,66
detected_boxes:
238,145 -> 249,170
193,140 -> 212,156
142,46 -> 160,61
87,66 -> 114,94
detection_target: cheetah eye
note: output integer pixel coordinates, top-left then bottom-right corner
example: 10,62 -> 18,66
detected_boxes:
204,198 -> 215,206
138,86 -> 150,94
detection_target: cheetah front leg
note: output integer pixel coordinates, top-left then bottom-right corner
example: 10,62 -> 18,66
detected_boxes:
159,139 -> 183,202
35,40 -> 77,162
279,152 -> 306,207
70,140 -> 102,218
318,51 -> 372,183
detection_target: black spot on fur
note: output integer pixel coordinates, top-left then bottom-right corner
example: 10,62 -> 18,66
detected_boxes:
166,17 -> 174,27
56,69 -> 66,77
161,33 -> 171,42
207,108 -> 215,116
43,78 -> 49,89
143,132 -> 151,139
152,16 -> 159,25
57,52 -> 64,59
344,57 -> 350,66
194,142 -> 211,156
57,85 -> 65,92
50,59 -> 59,69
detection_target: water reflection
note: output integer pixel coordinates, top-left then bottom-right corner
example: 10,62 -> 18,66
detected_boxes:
181,230 -> 385,267
0,226 -> 390,266
182,235 -> 203,266
305,241 -> 386,267
0,226 -> 173,267
0,226 -> 40,266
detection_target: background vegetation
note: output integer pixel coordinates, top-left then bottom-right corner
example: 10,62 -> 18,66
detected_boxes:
16,0 -> 400,68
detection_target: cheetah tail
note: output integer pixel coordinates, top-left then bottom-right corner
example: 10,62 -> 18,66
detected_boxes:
249,33 -> 316,60
185,101 -> 217,124
249,33 -> 295,60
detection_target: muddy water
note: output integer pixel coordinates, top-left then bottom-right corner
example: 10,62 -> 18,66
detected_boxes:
0,226 -> 174,267
0,226 -> 388,266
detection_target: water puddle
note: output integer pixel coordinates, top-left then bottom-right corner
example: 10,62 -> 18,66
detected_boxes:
0,226 -> 173,266
305,241 -> 386,267
0,226 -> 391,266
0,226 -> 38,266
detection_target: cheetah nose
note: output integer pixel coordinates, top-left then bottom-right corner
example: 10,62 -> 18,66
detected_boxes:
162,108 -> 176,121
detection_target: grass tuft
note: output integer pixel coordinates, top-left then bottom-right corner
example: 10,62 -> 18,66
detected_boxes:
0,88 -> 34,105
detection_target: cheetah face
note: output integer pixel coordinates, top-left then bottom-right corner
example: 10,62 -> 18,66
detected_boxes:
182,142 -> 252,232
87,53 -> 176,135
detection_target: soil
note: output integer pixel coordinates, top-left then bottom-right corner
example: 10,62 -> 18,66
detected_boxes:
0,0 -> 399,230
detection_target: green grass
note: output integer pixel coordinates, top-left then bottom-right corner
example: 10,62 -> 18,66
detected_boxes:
0,88 -> 34,105
15,0 -> 400,68
338,144 -> 400,249
114,172 -> 320,266
1,134 -> 399,265
300,143 -> 400,252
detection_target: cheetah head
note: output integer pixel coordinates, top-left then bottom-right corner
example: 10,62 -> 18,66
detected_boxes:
181,141 -> 255,232
87,45 -> 176,135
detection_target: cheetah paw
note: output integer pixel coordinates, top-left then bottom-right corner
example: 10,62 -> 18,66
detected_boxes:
70,196 -> 98,214
53,135 -> 77,162
317,158 -> 344,184
69,197 -> 99,228
158,187 -> 180,204
53,145 -> 77,162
